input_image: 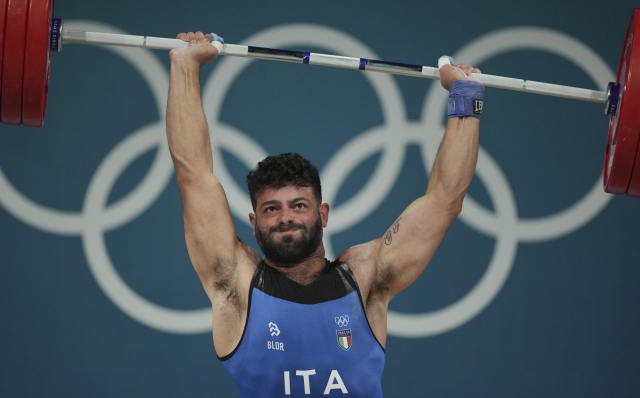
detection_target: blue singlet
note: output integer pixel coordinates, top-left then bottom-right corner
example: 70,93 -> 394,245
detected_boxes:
219,260 -> 385,397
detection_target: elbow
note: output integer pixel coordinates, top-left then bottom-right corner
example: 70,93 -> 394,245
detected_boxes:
175,171 -> 194,188
450,200 -> 464,218
171,153 -> 212,186
440,196 -> 464,219
429,183 -> 466,217
172,160 -> 197,186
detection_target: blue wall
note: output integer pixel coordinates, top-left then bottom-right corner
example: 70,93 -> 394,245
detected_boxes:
1,0 -> 639,396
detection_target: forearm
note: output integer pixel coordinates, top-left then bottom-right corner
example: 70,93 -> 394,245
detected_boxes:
426,116 -> 479,209
166,57 -> 213,183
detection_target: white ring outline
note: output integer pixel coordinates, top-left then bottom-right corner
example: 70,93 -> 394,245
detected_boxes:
0,23 -> 614,336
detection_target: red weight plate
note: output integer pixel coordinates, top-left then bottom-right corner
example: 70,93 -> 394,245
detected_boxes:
22,0 -> 53,127
604,8 -> 640,195
626,11 -> 640,198
625,97 -> 640,197
1,0 -> 29,125
626,137 -> 640,197
0,0 -> 9,108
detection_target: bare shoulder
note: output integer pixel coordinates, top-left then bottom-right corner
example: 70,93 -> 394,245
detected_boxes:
210,240 -> 261,357
337,239 -> 388,305
338,239 -> 392,347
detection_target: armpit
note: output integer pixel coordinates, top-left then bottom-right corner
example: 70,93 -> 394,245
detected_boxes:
212,256 -> 238,291
367,258 -> 395,305
212,261 -> 245,313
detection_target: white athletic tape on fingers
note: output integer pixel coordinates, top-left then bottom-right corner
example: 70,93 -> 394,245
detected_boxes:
438,56 -> 454,69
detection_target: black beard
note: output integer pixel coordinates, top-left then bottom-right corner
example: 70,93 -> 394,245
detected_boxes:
255,216 -> 323,264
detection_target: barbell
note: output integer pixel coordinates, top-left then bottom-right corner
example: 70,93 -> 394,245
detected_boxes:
0,0 -> 639,198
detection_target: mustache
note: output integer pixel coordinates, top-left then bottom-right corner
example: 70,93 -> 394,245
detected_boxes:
269,223 -> 308,233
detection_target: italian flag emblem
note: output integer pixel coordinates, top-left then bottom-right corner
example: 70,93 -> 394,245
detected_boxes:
336,329 -> 352,350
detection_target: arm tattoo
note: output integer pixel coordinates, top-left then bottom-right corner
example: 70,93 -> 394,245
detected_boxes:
392,218 -> 400,234
384,230 -> 392,245
384,217 -> 401,245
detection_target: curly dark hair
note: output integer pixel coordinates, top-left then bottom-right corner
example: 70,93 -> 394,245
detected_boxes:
246,153 -> 322,210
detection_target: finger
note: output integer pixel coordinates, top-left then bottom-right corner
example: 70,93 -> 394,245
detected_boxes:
195,31 -> 205,42
176,32 -> 188,41
186,32 -> 196,45
462,65 -> 474,76
454,64 -> 469,74
471,67 -> 481,74
439,64 -> 454,72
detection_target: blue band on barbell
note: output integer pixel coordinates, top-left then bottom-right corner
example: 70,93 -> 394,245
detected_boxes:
448,80 -> 484,119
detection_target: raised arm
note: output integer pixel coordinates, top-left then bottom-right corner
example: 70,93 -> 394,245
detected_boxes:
166,32 -> 258,301
360,62 -> 482,302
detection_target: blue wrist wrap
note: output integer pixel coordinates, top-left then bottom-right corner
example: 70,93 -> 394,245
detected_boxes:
448,80 -> 484,119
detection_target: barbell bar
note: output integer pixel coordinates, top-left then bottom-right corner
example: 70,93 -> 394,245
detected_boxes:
59,28 -> 610,104
0,0 -> 638,198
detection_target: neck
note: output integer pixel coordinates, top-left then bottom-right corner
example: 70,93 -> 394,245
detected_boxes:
264,250 -> 327,285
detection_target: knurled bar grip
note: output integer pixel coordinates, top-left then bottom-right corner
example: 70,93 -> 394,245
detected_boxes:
60,29 -> 608,104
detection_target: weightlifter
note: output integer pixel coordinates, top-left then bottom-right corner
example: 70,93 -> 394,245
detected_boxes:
166,31 -> 483,397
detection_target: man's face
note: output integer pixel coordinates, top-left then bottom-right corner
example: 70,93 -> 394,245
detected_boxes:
250,186 -> 329,265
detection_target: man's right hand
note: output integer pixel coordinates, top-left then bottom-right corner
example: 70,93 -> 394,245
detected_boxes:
439,63 -> 481,91
169,31 -> 219,68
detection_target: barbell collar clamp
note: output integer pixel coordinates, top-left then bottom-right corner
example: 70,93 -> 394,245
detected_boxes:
50,18 -> 62,52
605,82 -> 621,116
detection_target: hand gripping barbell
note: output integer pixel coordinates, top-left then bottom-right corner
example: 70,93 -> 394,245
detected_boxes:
1,0 -> 638,197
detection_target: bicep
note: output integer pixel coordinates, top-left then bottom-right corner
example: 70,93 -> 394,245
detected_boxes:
179,174 -> 247,290
375,195 -> 459,298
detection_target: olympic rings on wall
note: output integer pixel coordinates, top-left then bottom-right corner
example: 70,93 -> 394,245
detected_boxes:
0,22 -> 614,336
